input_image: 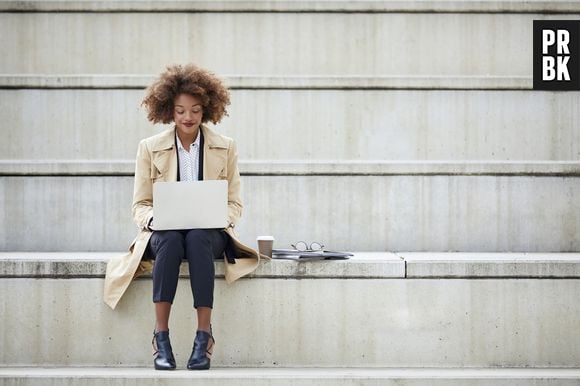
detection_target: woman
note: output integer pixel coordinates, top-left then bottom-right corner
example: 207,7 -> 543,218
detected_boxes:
103,64 -> 263,370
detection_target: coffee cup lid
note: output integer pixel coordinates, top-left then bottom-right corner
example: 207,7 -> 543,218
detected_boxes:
256,235 -> 275,241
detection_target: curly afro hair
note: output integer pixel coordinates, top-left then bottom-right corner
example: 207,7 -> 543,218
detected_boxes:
142,64 -> 231,125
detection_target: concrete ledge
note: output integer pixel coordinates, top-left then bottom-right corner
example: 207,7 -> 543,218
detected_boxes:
0,14 -> 571,76
2,175 -> 579,251
0,75 -> 532,90
1,367 -> 580,386
403,253 -> 580,278
2,160 -> 580,176
0,253 -> 112,278
2,89 -> 579,161
1,277 -> 579,366
1,252 -> 579,279
1,0 -> 579,13
242,160 -> 580,176
0,252 -> 406,279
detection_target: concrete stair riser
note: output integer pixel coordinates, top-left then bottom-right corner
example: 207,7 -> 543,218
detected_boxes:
2,368 -> 580,386
2,89 -> 580,161
5,161 -> 580,177
1,13 -> 578,75
1,175 -> 579,251
3,0 -> 580,13
5,252 -> 579,280
1,276 -> 579,367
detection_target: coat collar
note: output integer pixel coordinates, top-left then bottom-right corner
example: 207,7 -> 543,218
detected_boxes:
150,125 -> 229,181
202,125 -> 229,180
150,125 -> 228,152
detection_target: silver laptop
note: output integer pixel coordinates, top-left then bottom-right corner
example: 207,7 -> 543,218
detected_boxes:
152,180 -> 228,230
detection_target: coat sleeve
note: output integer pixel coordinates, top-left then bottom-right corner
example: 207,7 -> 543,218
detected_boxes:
132,139 -> 154,230
226,139 -> 243,227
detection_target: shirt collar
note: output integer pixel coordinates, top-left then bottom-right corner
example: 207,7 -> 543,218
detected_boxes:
176,129 -> 201,151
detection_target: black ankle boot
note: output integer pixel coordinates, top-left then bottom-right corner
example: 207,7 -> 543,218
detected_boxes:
187,329 -> 215,370
152,330 -> 176,370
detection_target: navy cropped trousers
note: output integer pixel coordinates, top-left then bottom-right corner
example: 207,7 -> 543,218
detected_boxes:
149,229 -> 227,308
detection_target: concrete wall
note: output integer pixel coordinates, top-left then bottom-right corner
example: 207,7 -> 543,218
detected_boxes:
0,13 -> 578,76
1,274 -> 579,367
1,175 -> 579,252
0,2 -> 578,252
2,368 -> 579,386
1,2 -> 579,384
1,88 -> 580,161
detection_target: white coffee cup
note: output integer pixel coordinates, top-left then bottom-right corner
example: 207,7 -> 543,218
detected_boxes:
256,236 -> 275,258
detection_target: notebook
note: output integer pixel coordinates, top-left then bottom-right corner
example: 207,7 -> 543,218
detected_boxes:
151,180 -> 228,230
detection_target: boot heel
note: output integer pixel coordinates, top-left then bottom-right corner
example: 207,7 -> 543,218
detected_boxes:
206,325 -> 215,358
206,334 -> 215,359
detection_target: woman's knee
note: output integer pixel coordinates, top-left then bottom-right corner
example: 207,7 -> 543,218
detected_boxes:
153,230 -> 183,246
151,231 -> 185,259
184,229 -> 213,246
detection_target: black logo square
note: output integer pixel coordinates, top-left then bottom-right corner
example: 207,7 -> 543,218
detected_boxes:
533,20 -> 580,90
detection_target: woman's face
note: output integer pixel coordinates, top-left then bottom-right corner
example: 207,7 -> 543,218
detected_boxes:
173,93 -> 203,138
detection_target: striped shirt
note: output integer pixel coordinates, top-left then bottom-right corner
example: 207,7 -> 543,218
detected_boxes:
176,132 -> 201,182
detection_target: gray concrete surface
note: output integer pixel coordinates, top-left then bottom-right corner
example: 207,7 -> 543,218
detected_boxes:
3,252 -> 580,279
403,252 -> 580,277
1,175 -> 579,252
0,252 -> 406,279
2,0 -> 580,13
1,0 -> 578,380
1,276 -> 579,367
2,89 -> 580,161
1,13 -> 578,75
0,74 -> 533,89
2,160 -> 580,176
2,253 -> 579,369
1,367 -> 580,386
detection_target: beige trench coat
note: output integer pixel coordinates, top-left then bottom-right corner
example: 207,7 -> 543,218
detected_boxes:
103,125 -> 264,309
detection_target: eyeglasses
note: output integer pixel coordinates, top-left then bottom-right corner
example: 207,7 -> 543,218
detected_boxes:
291,241 -> 325,252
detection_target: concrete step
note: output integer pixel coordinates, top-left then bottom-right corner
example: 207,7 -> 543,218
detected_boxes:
0,74 -> 535,89
1,252 -> 579,367
1,86 -> 579,161
0,12 -> 576,76
3,160 -> 580,176
2,0 -> 580,13
2,367 -> 580,386
1,170 -> 579,251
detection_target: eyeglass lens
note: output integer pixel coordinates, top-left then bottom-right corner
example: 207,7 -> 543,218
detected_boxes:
292,241 -> 323,251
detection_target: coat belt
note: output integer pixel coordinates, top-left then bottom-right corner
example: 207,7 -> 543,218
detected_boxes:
223,231 -> 237,264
